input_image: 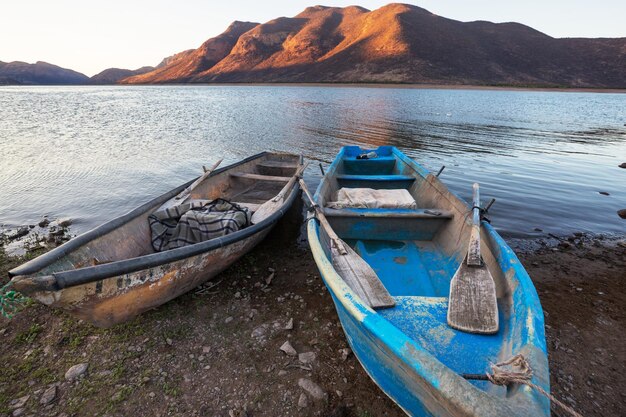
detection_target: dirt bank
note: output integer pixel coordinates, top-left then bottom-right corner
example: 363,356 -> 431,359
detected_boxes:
1,217 -> 624,417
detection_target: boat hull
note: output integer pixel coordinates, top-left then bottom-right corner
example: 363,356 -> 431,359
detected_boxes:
25,227 -> 271,327
307,146 -> 549,417
10,151 -> 303,327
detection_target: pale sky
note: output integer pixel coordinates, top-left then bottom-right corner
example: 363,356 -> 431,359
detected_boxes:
1,1 -> 624,76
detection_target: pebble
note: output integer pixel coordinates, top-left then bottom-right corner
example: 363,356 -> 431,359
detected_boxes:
202,346 -> 211,353
65,363 -> 89,380
298,351 -> 316,364
280,341 -> 297,356
166,338 -> 173,345
9,395 -> 29,409
297,393 -> 308,408
225,316 -> 234,324
234,291 -> 241,298
298,378 -> 327,401
57,218 -> 72,227
278,370 -> 288,376
618,209 -> 626,219
619,162 -> 626,168
598,191 -> 610,196
12,409 -> 25,417
40,385 -> 57,405
38,218 -> 50,228
284,318 -> 294,330
340,348 -> 352,361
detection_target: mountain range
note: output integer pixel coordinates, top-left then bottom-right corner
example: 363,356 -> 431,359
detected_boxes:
3,4 -> 625,88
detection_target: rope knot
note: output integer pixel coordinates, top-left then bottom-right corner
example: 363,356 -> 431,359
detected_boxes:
487,354 -> 533,386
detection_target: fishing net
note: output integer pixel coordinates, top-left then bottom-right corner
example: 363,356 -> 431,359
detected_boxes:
0,282 -> 27,319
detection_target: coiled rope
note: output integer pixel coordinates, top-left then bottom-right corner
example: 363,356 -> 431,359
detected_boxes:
463,354 -> 582,417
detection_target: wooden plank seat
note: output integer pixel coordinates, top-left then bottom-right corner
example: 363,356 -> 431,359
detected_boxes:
323,207 -> 454,219
336,174 -> 415,189
257,161 -> 299,170
336,174 -> 415,182
230,172 -> 291,183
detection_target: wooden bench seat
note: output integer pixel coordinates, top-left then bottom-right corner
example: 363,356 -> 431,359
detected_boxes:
336,174 -> 415,189
230,172 -> 291,183
323,207 -> 453,219
257,161 -> 299,170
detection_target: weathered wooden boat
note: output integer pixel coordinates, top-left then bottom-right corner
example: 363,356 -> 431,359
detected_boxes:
9,152 -> 303,327
307,146 -> 549,416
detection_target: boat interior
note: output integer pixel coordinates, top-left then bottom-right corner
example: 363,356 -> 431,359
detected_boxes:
316,146 -> 514,392
22,153 -> 301,276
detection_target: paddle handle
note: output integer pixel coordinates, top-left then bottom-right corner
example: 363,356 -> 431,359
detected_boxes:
467,183 -> 482,266
271,160 -> 309,202
177,158 -> 223,200
298,179 -> 347,255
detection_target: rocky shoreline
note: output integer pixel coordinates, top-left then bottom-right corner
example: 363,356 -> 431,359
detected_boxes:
1,215 -> 624,417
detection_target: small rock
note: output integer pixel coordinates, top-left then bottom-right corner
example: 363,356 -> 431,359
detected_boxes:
598,191 -> 610,196
298,378 -> 327,401
9,395 -> 29,409
340,348 -> 352,361
9,227 -> 29,241
336,390 -> 343,398
38,218 -> 50,228
558,241 -> 572,250
65,363 -> 89,380
298,393 -> 308,408
234,292 -> 241,299
534,228 -> 543,232
619,162 -> 626,168
285,318 -> 294,330
58,218 -> 72,227
299,351 -> 316,364
618,209 -> 626,219
166,338 -> 173,345
224,316 -> 233,324
280,341 -> 297,356
265,272 -> 275,285
40,385 -> 57,405
202,346 -> 211,354
278,370 -> 288,376
9,395 -> 30,409
12,408 -> 25,417
149,392 -> 156,398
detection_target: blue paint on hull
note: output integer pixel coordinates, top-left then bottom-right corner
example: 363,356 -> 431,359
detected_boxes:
308,146 -> 550,417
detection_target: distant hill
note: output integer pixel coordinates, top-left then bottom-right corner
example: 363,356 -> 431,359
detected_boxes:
122,21 -> 259,84
0,61 -> 89,85
90,66 -> 155,84
122,3 -> 626,88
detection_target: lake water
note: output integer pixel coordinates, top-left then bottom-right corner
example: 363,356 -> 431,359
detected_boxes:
0,85 -> 624,239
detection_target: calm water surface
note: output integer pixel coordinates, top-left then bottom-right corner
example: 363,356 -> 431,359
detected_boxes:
0,85 -> 624,239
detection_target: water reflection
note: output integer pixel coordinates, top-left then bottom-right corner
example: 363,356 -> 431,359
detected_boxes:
0,85 -> 624,239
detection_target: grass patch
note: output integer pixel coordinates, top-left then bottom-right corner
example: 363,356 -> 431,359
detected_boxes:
14,323 -> 43,344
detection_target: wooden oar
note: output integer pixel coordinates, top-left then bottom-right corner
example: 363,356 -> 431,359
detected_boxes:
299,179 -> 395,309
251,161 -> 309,224
447,183 -> 499,334
157,158 -> 223,211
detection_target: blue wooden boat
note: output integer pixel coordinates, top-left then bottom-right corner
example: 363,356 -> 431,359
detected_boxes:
307,146 -> 549,416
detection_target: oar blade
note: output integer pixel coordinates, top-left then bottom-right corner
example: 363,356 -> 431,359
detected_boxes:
250,202 -> 277,224
447,263 -> 499,334
251,160 -> 308,224
332,244 -> 395,309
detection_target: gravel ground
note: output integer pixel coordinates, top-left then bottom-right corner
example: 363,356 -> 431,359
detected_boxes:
1,212 -> 624,417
